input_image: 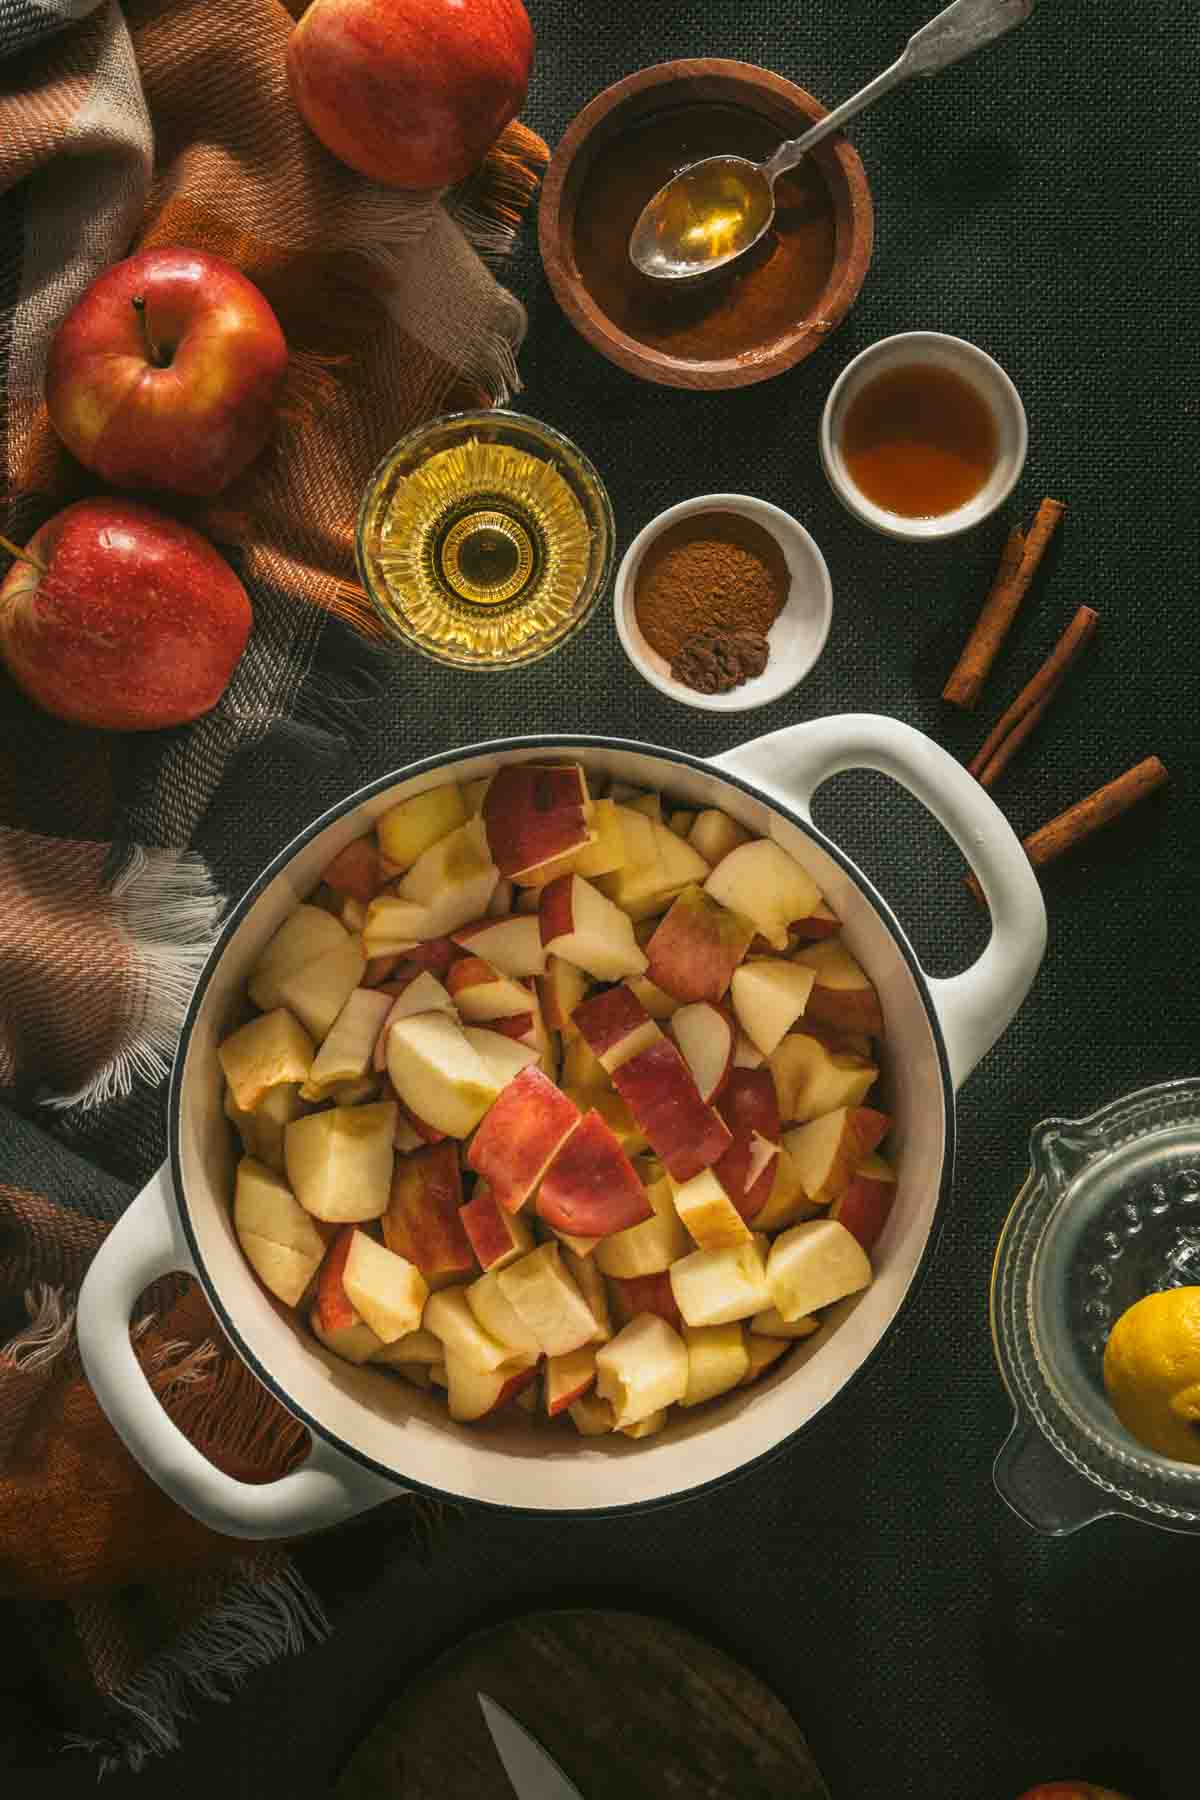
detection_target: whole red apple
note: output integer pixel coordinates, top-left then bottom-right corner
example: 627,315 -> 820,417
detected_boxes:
287,0 -> 534,190
45,247 -> 288,498
0,499 -> 252,731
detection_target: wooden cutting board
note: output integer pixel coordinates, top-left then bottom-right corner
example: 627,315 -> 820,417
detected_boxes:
333,1608 -> 829,1800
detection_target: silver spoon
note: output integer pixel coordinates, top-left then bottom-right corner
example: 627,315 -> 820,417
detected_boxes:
629,0 -> 1035,282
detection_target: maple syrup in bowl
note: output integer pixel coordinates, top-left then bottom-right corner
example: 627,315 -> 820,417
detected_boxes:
820,331 -> 1027,540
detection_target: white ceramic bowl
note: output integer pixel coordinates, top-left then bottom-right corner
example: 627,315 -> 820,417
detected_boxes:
819,331 -> 1028,541
613,494 -> 833,712
77,722 -> 1045,1537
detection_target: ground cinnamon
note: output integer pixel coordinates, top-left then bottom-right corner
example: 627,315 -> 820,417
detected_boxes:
966,756 -> 1168,905
943,498 -> 1067,708
634,511 -> 789,668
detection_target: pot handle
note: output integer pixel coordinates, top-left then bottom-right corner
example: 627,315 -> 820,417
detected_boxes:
713,714 -> 1046,1089
76,1162 -> 402,1540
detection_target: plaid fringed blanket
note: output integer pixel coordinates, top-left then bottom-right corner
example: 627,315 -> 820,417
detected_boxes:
0,0 -> 544,1771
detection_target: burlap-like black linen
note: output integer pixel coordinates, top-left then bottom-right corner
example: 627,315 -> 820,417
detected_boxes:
3,1 -> 1198,1795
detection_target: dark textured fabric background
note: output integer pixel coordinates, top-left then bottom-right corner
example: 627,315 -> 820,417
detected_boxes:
5,1 -> 1199,1794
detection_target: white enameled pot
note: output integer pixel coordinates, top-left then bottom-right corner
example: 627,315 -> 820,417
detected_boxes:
77,719 -> 1046,1538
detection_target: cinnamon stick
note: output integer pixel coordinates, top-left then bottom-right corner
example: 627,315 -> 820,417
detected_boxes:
966,757 -> 1169,905
968,604 -> 1099,788
943,499 -> 1067,709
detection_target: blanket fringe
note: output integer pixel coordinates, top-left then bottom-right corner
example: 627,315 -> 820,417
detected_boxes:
45,848 -> 223,1112
0,1283 -> 73,1373
61,1560 -> 331,1775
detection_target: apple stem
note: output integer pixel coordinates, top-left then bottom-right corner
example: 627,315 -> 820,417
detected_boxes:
0,531 -> 46,576
131,294 -> 167,368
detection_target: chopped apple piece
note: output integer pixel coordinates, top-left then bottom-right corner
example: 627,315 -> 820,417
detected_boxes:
483,763 -> 592,878
560,1086 -> 647,1159
782,1105 -> 890,1208
537,953 -> 589,1034
459,1180 -> 534,1272
610,1037 -> 733,1182
302,987 -> 392,1098
680,1323 -> 750,1406
570,797 -> 626,879
274,935 -> 367,1041
793,938 -> 884,1035
312,1226 -> 371,1338
393,816 -> 498,938
671,1001 -> 735,1104
766,1218 -> 873,1321
423,1286 -> 513,1373
284,1100 -> 396,1222
545,1346 -> 597,1416
539,874 -> 648,982
444,1352 -> 538,1423
487,878 -> 514,917
388,1361 -> 433,1389
703,840 -> 822,951
383,1141 -> 474,1287
687,809 -> 751,867
732,1032 -> 765,1069
341,1231 -> 428,1342
669,809 -> 696,837
496,1243 -> 597,1357
219,1008 -> 314,1113
385,1010 -> 501,1139
741,1335 -> 790,1385
537,1108 -> 652,1239
445,955 -> 533,1021
750,1308 -> 821,1339
310,1306 -> 383,1365
234,1158 -> 325,1306
466,1065 -> 581,1212
322,837 -> 381,905
610,803 -> 656,865
669,1238 -> 771,1328
461,776 -> 490,817
669,1167 -> 752,1249
750,1143 -> 820,1233
369,1327 -> 444,1366
595,1313 -> 688,1427
224,1079 -> 305,1172
338,896 -> 367,933
607,1269 -> 684,1332
400,936 -> 462,974
791,899 -> 840,941
562,1246 -> 612,1343
467,1269 -> 544,1358
768,1030 -> 878,1126
247,904 -> 349,1011
572,984 -> 662,1074
596,819 -> 707,922
372,971 -> 458,1071
362,895 -> 434,957
622,790 -> 661,821
377,783 -> 466,871
620,1408 -> 669,1439
452,913 -> 546,977
568,1391 -> 616,1436
712,1067 -> 781,1223
460,1026 -> 540,1089
560,1032 -> 611,1093
830,1151 -> 897,1252
594,1175 -> 691,1279
646,886 -> 755,1004
625,974 -> 680,1021
730,959 -> 816,1057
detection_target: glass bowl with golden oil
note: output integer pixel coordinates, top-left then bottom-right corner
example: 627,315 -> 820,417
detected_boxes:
355,410 -> 614,670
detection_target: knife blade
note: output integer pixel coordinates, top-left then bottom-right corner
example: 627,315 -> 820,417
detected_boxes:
478,1691 -> 587,1800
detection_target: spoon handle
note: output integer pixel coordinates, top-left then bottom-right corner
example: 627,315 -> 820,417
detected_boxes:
763,0 -> 1034,183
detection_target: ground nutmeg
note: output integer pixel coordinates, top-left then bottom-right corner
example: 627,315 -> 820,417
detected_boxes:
633,511 -> 789,686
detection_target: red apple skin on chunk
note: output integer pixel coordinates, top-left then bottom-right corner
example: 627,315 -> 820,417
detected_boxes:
383,1142 -> 474,1286
321,837 -> 380,904
466,1065 -> 581,1213
314,1225 -> 359,1334
611,1037 -> 733,1183
459,1180 -> 533,1272
713,1068 -> 782,1222
609,1271 -> 684,1334
645,885 -> 754,1004
401,937 -> 461,973
483,763 -> 590,878
572,984 -> 661,1073
790,900 -> 839,941
536,1109 -> 653,1239
830,1153 -> 897,1252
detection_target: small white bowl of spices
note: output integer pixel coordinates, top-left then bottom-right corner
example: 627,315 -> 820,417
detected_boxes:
613,493 -> 833,712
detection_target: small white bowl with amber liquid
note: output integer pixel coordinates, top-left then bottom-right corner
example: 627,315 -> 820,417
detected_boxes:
820,331 -> 1027,541
356,410 -> 614,669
